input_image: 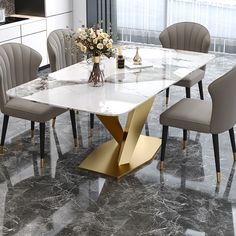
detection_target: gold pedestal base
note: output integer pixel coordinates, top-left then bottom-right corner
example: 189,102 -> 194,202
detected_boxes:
79,135 -> 161,178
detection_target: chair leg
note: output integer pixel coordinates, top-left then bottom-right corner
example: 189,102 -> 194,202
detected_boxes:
31,121 -> 35,138
70,110 -> 77,147
40,122 -> 45,168
0,115 -> 9,154
165,88 -> 170,105
52,117 -> 56,128
90,113 -> 94,129
183,129 -> 187,149
229,127 -> 236,161
185,87 -> 191,98
212,134 -> 221,183
160,126 -> 169,170
198,81 -> 204,100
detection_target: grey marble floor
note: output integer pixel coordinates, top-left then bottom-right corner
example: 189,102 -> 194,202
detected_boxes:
1,54 -> 236,236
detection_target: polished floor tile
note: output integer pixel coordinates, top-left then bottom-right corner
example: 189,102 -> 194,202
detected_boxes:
1,54 -> 236,235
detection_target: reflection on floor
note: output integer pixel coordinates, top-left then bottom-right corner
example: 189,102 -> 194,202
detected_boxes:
1,54 -> 236,235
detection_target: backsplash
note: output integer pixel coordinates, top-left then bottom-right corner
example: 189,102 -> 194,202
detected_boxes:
0,0 -> 14,15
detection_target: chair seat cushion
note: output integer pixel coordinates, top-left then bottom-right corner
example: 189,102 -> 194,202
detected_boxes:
4,97 -> 66,123
160,98 -> 212,133
175,69 -> 205,87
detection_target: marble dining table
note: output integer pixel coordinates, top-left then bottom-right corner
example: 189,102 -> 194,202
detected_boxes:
7,45 -> 215,178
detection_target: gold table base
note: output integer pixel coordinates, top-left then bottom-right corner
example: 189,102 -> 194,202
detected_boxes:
79,96 -> 161,178
79,135 -> 161,178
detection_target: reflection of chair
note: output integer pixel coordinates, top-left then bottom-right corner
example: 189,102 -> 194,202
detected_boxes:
160,66 -> 236,183
0,43 -> 76,166
47,29 -> 95,130
159,22 -> 211,104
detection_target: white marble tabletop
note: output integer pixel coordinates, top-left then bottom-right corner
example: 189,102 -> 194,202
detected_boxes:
7,46 -> 215,116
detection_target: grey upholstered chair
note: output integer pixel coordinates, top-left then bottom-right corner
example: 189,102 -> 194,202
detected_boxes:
159,22 -> 211,104
159,66 -> 236,183
0,43 -> 77,167
47,29 -> 94,131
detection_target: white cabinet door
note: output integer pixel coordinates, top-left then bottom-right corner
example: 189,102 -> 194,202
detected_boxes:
0,38 -> 21,45
46,12 -> 73,36
73,0 -> 87,29
22,31 -> 48,66
0,26 -> 21,42
45,0 -> 72,17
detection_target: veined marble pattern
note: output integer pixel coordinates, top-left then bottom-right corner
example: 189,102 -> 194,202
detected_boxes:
0,53 -> 236,235
0,0 -> 14,15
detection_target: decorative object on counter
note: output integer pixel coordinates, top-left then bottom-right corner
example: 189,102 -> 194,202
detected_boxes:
133,47 -> 142,65
0,0 -> 14,16
117,45 -> 125,69
73,25 -> 114,87
0,8 -> 5,22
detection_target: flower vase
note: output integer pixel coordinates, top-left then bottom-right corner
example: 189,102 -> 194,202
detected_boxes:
88,56 -> 104,87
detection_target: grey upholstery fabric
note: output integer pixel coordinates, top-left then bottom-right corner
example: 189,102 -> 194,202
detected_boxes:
209,66 -> 236,134
175,68 -> 205,88
4,98 -> 65,123
159,22 -> 210,87
159,22 -> 210,53
47,29 -> 84,72
160,98 -> 212,133
160,66 -> 236,134
0,43 -> 66,122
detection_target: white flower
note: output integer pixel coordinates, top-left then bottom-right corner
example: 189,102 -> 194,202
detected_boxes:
97,43 -> 104,50
81,45 -> 87,53
109,39 -> 113,43
93,38 -> 98,44
90,32 -> 96,39
103,38 -> 109,45
90,46 -> 94,50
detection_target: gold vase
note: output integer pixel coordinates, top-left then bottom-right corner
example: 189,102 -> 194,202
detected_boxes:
133,47 -> 142,65
88,56 -> 104,87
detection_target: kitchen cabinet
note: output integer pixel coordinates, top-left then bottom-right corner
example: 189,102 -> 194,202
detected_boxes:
0,26 -> 21,42
45,0 -> 72,17
22,31 -> 48,66
46,12 -> 73,36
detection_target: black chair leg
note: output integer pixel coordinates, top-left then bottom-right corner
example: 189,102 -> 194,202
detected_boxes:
212,134 -> 221,183
183,129 -> 187,149
31,121 -> 35,138
165,88 -> 170,105
198,81 -> 204,100
229,127 -> 236,161
185,87 -> 191,98
0,115 -> 9,154
160,126 -> 169,170
70,110 -> 77,147
90,113 -> 94,129
40,122 -> 45,168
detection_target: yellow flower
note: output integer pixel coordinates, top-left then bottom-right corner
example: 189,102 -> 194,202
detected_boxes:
106,42 -> 112,49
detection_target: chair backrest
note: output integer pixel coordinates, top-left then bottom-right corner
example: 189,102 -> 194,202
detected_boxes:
159,22 -> 211,53
209,66 -> 236,134
0,43 -> 42,112
47,29 -> 83,72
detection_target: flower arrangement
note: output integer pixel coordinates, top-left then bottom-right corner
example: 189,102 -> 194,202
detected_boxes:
74,25 -> 114,58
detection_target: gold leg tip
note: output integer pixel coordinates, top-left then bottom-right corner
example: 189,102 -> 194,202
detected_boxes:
160,161 -> 164,171
0,146 -> 7,155
216,172 -> 221,183
40,159 -> 45,168
234,152 -> 236,161
183,140 -> 187,149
